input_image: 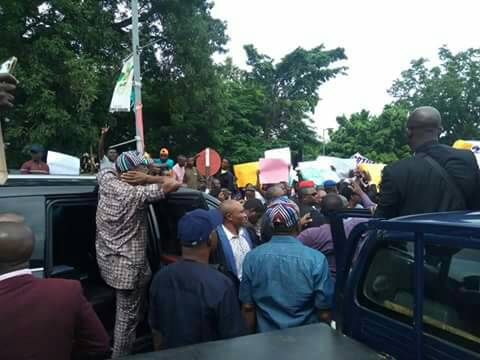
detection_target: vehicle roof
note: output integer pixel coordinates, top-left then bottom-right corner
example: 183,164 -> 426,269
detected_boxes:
0,175 -> 219,203
392,211 -> 480,227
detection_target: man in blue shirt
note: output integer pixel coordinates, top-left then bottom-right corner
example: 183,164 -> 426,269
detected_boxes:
239,200 -> 334,333
149,209 -> 246,349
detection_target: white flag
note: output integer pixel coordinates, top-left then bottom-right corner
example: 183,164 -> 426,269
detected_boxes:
109,56 -> 134,112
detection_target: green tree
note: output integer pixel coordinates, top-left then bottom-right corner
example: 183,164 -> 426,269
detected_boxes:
239,44 -> 347,161
389,47 -> 480,145
0,0 -> 128,167
328,105 -> 410,163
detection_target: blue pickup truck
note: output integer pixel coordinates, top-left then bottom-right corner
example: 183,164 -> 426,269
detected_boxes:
127,210 -> 480,360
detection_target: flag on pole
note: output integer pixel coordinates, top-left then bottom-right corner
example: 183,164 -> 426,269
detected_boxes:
109,56 -> 134,112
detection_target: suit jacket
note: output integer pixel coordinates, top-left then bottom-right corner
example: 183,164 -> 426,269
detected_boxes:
216,171 -> 236,193
210,226 -> 253,278
0,274 -> 110,360
375,142 -> 480,219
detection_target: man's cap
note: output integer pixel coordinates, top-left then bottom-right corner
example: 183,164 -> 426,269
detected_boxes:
245,185 -> 256,192
30,144 -> 45,154
160,148 -> 169,156
178,209 -> 221,247
115,151 -> 147,172
298,180 -> 315,189
265,200 -> 300,228
323,180 -> 337,188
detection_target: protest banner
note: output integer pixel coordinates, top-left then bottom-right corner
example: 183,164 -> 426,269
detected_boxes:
358,163 -> 385,186
351,152 -> 375,165
109,56 -> 134,112
47,151 -> 80,175
315,156 -> 356,179
265,147 -> 291,165
234,161 -> 259,188
297,160 -> 340,185
453,140 -> 480,167
259,158 -> 289,184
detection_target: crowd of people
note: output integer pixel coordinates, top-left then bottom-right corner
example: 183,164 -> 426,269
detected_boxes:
2,70 -> 480,359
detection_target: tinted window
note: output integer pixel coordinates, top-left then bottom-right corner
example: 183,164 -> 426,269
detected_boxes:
0,196 -> 45,268
49,202 -> 99,281
153,195 -> 206,255
361,240 -> 480,352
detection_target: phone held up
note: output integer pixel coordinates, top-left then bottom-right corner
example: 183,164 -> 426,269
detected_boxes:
0,57 -> 18,75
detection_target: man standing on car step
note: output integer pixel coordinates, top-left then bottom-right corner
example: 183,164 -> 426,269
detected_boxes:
96,151 -> 180,358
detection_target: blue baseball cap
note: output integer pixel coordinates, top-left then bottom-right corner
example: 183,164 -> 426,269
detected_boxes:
30,144 -> 45,154
323,180 -> 337,188
178,209 -> 222,247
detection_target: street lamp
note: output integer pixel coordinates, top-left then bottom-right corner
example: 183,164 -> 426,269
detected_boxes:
322,128 -> 333,156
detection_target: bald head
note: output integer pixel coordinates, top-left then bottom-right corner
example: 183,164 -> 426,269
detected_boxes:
0,222 -> 34,273
220,200 -> 247,230
321,194 -> 344,219
265,185 -> 284,204
407,106 -> 443,150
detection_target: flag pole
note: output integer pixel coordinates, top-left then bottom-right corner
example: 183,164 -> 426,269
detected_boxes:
131,0 -> 144,154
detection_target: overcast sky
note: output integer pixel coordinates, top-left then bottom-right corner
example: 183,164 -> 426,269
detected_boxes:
211,0 -> 480,134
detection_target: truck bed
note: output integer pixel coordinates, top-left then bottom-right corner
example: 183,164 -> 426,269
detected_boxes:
125,323 -> 380,360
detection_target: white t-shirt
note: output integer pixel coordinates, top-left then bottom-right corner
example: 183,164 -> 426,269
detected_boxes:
222,225 -> 251,279
100,155 -> 115,170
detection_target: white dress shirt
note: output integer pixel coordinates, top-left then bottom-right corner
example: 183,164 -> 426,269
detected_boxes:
222,225 -> 251,279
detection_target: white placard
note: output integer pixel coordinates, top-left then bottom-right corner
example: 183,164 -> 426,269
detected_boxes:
47,151 -> 80,175
265,147 -> 291,165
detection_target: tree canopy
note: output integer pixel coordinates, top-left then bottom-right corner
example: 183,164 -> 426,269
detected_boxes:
0,0 -> 346,168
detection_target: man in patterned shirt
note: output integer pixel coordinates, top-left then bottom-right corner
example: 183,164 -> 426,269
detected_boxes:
96,151 -> 180,358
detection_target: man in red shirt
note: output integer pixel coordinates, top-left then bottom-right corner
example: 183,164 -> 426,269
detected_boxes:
20,144 -> 50,174
0,217 -> 110,360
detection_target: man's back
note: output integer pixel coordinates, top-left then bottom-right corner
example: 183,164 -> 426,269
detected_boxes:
149,260 -> 245,349
376,143 -> 480,219
0,275 -> 109,360
239,235 -> 333,332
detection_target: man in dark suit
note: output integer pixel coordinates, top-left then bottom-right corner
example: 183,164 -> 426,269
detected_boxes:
0,218 -> 110,360
376,106 -> 480,219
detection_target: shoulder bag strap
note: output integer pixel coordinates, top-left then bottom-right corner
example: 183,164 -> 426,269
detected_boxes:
417,152 -> 466,208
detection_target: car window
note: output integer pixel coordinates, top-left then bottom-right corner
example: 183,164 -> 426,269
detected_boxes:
360,239 -> 480,352
0,196 -> 45,268
152,195 -> 207,255
48,202 -> 99,282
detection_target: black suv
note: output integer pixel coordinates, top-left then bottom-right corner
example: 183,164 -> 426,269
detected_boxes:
1,175 -> 220,352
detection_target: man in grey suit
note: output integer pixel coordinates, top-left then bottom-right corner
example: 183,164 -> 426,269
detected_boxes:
376,106 -> 480,219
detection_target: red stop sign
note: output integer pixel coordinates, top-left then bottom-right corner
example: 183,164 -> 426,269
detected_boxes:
196,148 -> 222,177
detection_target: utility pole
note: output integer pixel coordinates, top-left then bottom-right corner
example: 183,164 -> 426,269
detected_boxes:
131,0 -> 144,154
322,128 -> 333,156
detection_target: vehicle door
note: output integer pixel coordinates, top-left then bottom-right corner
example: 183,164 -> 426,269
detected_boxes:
45,196 -> 116,333
342,222 -> 480,359
147,190 -> 217,273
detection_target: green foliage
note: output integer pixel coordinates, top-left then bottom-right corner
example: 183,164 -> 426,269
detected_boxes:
0,0 -> 346,168
389,47 -> 480,146
328,105 -> 410,163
